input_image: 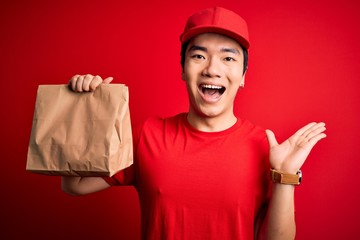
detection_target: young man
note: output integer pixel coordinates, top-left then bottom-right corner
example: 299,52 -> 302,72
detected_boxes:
62,7 -> 326,240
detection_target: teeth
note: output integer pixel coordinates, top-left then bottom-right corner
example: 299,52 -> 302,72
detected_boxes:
202,84 -> 222,89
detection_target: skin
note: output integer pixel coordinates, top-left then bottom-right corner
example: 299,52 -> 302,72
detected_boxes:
63,33 -> 327,240
182,33 -> 245,132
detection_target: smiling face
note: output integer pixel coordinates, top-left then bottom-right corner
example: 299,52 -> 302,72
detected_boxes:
182,33 -> 245,130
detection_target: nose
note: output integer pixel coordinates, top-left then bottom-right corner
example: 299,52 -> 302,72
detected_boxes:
202,57 -> 221,78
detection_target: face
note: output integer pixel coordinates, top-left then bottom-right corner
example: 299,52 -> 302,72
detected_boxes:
182,33 -> 245,121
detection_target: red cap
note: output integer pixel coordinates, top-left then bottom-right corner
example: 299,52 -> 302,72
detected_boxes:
180,7 -> 250,49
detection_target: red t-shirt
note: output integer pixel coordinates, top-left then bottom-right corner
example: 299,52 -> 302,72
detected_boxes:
104,113 -> 271,240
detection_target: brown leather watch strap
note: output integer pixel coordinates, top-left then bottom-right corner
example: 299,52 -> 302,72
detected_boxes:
270,169 -> 302,185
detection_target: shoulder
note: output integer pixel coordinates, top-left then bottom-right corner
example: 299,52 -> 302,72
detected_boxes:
234,118 -> 269,153
133,113 -> 186,137
138,113 -> 185,130
237,118 -> 267,140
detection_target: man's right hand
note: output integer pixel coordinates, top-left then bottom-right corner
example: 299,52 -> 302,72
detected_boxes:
69,74 -> 113,92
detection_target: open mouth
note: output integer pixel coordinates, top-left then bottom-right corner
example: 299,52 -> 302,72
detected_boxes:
200,84 -> 226,95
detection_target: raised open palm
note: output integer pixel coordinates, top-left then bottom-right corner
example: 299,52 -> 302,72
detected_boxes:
266,122 -> 327,173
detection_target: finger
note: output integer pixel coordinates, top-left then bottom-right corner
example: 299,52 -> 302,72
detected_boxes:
69,74 -> 80,91
265,129 -> 278,148
308,133 -> 327,145
76,75 -> 85,92
89,75 -> 103,91
303,124 -> 326,141
103,77 -> 113,84
301,122 -> 326,138
82,74 -> 94,92
294,122 -> 317,137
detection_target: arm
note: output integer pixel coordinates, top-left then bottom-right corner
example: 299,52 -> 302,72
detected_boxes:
259,182 -> 296,239
258,122 -> 327,240
61,176 -> 111,196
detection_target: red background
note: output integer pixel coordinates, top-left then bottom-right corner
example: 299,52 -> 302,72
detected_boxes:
1,0 -> 359,239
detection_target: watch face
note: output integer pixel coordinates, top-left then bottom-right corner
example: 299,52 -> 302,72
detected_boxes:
297,170 -> 302,183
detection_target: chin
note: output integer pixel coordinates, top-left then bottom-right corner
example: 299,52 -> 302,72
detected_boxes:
194,107 -> 224,119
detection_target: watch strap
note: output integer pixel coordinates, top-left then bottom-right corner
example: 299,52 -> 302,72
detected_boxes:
270,169 -> 302,185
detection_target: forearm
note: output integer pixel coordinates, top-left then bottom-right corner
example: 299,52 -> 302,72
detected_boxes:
260,122 -> 326,239
61,176 -> 82,196
259,184 -> 296,240
61,176 -> 110,196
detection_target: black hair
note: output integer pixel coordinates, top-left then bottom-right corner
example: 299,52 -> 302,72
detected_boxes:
180,40 -> 248,75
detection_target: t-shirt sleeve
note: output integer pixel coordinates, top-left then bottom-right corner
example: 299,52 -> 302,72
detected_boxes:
103,165 -> 135,186
102,119 -> 144,186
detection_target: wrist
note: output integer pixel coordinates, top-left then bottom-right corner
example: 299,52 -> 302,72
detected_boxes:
270,169 -> 302,185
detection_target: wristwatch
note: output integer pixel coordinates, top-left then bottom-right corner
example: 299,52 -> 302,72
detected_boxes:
270,169 -> 302,185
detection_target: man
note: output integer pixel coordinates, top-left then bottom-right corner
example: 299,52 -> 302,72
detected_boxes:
62,7 -> 326,239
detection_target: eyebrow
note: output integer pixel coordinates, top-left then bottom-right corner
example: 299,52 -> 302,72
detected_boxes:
188,45 -> 240,55
221,47 -> 240,55
188,45 -> 207,52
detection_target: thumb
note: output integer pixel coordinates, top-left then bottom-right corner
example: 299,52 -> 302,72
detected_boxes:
265,129 -> 278,148
103,77 -> 113,84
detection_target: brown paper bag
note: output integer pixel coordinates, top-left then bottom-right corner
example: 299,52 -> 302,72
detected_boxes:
26,84 -> 133,177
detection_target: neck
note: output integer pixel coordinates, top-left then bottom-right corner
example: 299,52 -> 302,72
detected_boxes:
186,111 -> 237,132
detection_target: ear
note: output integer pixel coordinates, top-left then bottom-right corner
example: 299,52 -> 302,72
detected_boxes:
240,74 -> 245,88
181,71 -> 186,81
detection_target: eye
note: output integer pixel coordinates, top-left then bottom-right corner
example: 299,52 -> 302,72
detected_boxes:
224,57 -> 236,62
191,54 -> 205,60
